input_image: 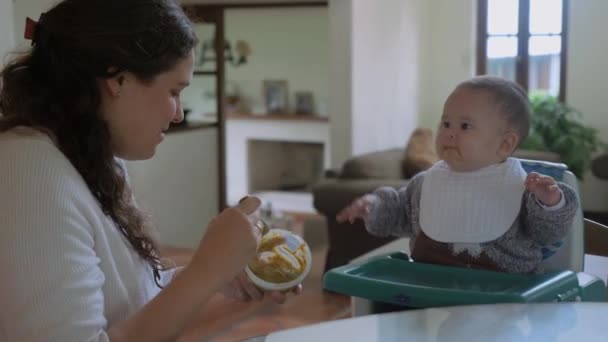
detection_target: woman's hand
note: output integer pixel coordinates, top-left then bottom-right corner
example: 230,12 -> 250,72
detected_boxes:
222,271 -> 303,304
190,196 -> 262,286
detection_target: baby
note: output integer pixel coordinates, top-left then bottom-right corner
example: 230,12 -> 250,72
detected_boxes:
337,76 -> 578,274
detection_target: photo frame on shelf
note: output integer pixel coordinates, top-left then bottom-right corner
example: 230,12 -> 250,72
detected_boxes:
295,91 -> 315,115
263,80 -> 289,114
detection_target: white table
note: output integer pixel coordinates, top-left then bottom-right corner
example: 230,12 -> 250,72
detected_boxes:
584,254 -> 608,285
262,302 -> 608,341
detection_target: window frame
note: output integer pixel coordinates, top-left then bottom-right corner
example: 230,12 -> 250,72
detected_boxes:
476,0 -> 569,101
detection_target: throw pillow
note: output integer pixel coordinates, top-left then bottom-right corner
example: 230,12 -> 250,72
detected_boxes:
401,127 -> 438,178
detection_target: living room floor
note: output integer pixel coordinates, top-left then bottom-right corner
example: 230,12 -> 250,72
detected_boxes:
163,243 -> 351,342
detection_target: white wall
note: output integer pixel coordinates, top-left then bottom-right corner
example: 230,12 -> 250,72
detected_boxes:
0,0 -> 15,67
12,0 -> 59,49
127,129 -> 219,248
327,0 -> 352,169
183,7 -> 329,118
226,8 -> 329,115
420,0 -> 476,130
566,0 -> 608,212
351,0 -> 422,157
328,0 -> 423,168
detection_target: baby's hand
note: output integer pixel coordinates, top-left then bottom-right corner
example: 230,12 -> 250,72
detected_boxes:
336,195 -> 375,224
525,172 -> 561,207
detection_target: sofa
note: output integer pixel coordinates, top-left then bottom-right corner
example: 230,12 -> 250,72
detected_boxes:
313,145 -> 562,274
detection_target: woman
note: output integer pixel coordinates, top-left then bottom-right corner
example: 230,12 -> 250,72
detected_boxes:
0,0 -> 298,341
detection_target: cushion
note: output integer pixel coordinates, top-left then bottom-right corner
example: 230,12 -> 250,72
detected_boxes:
401,128 -> 438,178
592,153 -> 608,180
341,149 -> 404,179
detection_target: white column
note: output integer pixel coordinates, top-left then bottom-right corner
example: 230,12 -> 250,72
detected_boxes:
328,0 -> 423,169
327,0 -> 353,169
567,0 -> 608,212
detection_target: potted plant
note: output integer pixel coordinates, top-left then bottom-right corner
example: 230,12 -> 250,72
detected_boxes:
520,92 -> 606,179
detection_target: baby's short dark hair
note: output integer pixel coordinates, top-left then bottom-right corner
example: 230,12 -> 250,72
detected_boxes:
455,75 -> 531,145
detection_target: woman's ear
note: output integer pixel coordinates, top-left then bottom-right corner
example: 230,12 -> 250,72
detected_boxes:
498,131 -> 519,158
102,71 -> 127,98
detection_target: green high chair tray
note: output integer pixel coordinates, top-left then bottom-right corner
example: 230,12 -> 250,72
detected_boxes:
323,252 -> 606,309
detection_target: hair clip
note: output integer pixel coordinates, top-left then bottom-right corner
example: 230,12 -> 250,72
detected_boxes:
24,17 -> 37,41
24,13 -> 46,46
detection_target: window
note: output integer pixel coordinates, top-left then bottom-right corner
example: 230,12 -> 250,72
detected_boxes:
477,0 -> 568,100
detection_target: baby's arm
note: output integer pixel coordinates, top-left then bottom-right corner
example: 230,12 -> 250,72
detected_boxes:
336,194 -> 377,224
337,173 -> 423,237
522,175 -> 579,245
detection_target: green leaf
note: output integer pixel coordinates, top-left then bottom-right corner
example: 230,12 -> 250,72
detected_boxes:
526,94 -> 606,179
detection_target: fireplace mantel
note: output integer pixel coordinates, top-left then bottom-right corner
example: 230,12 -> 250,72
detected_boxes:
226,118 -> 330,206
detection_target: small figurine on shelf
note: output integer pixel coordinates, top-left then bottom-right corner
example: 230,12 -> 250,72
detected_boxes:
295,91 -> 315,116
259,201 -> 274,222
224,81 -> 247,115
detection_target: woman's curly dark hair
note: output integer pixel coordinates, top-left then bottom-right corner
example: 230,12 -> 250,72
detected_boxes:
0,0 -> 198,287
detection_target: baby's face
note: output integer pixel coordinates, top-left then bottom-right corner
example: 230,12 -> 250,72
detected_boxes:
436,88 -> 516,172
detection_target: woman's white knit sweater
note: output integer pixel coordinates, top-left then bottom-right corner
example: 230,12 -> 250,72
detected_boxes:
0,129 -> 173,342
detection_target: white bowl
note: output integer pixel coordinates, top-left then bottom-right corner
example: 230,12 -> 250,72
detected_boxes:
245,229 -> 312,291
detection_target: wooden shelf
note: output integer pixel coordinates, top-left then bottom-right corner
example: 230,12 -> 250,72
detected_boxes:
193,70 -> 218,76
226,113 -> 329,122
167,121 -> 217,134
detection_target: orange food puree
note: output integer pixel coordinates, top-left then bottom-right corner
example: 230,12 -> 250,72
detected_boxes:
248,234 -> 307,283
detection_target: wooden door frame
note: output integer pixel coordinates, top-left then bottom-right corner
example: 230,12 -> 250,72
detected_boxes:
183,6 -> 227,211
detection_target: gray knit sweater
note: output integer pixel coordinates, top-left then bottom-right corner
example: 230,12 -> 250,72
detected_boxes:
365,172 -> 578,274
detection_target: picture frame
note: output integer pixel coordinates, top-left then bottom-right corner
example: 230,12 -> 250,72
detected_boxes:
294,91 -> 315,115
263,80 -> 289,114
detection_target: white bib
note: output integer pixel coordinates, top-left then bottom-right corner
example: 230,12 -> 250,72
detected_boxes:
419,158 -> 527,243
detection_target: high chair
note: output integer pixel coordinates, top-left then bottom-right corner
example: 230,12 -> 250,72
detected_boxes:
323,159 -> 607,316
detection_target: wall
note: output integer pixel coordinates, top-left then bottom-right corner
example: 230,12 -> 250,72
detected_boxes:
327,0 -> 352,169
127,129 -> 219,248
419,0 -> 476,130
183,7 -> 329,119
566,0 -> 608,212
328,0 -> 423,168
351,0 -> 422,156
12,0 -> 58,49
0,0 -> 15,67
226,7 -> 329,114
